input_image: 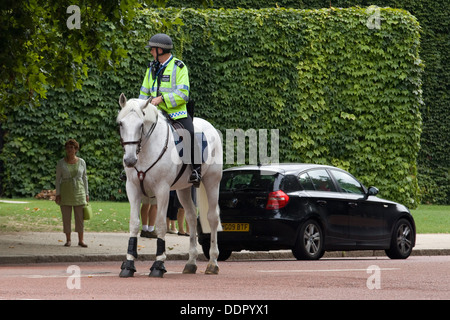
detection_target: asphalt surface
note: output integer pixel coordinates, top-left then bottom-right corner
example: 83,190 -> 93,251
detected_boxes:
1,231 -> 449,264
1,257 -> 449,300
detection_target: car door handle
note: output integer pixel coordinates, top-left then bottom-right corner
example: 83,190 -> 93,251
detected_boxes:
348,202 -> 358,208
316,200 -> 327,206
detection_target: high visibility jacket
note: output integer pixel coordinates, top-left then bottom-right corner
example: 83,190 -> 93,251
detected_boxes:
139,56 -> 190,120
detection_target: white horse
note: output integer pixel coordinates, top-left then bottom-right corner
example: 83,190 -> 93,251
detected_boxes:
116,93 -> 223,277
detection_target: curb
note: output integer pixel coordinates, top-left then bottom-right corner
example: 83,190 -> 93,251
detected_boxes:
1,249 -> 449,265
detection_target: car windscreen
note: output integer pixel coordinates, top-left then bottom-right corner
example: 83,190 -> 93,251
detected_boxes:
220,170 -> 278,192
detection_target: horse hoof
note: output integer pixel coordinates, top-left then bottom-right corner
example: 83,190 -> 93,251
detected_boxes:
119,269 -> 135,278
119,260 -> 136,278
205,264 -> 219,275
149,261 -> 167,278
149,269 -> 165,278
182,264 -> 197,274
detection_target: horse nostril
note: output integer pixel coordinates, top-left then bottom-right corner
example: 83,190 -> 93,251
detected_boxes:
124,156 -> 137,168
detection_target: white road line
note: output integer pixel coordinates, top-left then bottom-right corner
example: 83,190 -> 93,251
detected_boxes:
21,271 -> 182,279
257,268 -> 400,273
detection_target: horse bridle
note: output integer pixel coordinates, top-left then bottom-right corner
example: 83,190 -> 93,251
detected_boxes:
120,129 -> 143,154
119,109 -> 170,197
119,109 -> 159,155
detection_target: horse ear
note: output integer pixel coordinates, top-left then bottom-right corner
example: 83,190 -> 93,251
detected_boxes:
141,98 -> 152,111
119,93 -> 127,108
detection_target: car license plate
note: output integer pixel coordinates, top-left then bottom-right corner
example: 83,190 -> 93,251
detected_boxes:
222,223 -> 249,232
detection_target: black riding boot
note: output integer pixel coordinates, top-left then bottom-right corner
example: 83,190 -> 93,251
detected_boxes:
176,115 -> 202,187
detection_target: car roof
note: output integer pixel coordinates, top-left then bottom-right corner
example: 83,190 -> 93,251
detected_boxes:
223,163 -> 338,175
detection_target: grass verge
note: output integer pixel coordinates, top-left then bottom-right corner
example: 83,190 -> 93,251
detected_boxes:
0,198 -> 449,234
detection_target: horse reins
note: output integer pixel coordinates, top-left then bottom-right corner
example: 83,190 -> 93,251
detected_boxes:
134,122 -> 169,197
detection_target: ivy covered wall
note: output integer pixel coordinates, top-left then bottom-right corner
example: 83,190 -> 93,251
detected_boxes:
165,0 -> 449,203
1,7 -> 424,208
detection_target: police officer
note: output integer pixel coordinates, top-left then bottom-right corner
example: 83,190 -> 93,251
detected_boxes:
139,33 -> 201,186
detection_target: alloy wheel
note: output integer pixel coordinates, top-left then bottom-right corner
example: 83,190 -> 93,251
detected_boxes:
396,223 -> 412,255
303,223 -> 321,256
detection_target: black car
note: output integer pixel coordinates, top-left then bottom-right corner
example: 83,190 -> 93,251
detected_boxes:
198,164 -> 416,261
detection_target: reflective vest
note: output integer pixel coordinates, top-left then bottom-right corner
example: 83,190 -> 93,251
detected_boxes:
139,56 -> 190,120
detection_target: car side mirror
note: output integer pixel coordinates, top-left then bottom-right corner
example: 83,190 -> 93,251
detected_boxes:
368,186 -> 379,196
364,186 -> 378,200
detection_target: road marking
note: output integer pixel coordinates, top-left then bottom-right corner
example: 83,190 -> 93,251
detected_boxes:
258,267 -> 400,273
21,271 -> 182,279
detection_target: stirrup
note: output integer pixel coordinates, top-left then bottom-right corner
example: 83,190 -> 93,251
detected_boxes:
189,169 -> 201,187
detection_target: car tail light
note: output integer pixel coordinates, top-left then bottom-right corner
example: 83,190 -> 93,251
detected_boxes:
266,190 -> 289,210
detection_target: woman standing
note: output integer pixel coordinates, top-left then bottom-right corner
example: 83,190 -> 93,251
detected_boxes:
55,139 -> 89,247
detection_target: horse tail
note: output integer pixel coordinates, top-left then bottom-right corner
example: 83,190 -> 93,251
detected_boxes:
197,181 -> 222,233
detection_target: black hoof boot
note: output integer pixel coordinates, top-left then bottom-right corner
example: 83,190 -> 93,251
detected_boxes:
119,260 -> 136,278
149,261 -> 167,278
127,237 -> 138,259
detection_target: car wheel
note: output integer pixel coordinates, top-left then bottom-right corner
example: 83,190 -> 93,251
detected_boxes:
385,218 -> 414,259
292,219 -> 324,260
201,243 -> 232,261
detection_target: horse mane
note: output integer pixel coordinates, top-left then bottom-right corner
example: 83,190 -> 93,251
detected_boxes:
117,98 -> 159,125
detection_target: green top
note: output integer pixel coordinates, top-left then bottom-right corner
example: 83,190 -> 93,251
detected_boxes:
55,158 -> 88,206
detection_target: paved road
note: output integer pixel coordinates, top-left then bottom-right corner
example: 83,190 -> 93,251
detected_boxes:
1,232 -> 450,264
1,256 -> 448,301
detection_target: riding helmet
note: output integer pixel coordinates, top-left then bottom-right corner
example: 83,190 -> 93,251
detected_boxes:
145,33 -> 173,50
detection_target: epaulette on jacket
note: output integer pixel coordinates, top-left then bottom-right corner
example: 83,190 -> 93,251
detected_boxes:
174,60 -> 184,68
